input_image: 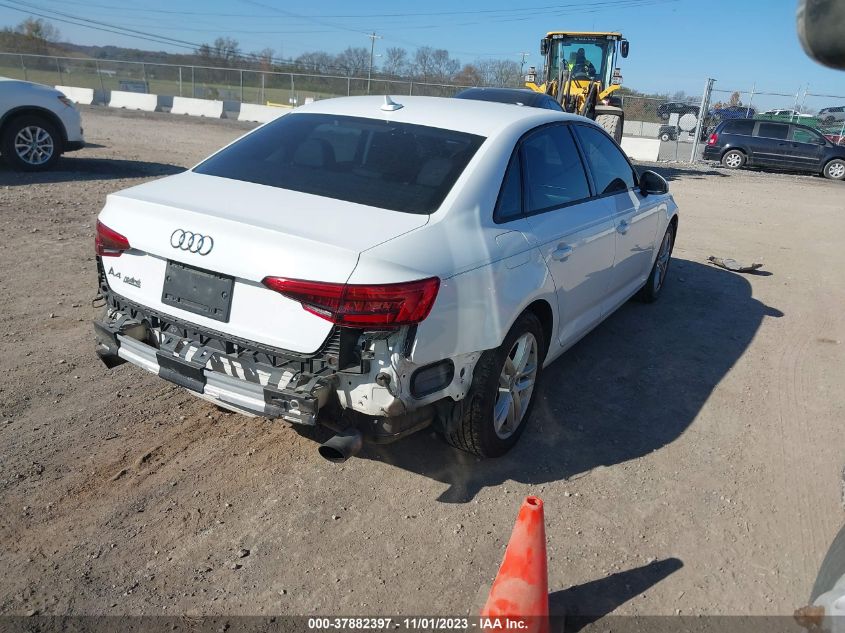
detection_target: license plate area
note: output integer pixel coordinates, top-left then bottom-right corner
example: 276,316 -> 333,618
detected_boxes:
161,261 -> 234,323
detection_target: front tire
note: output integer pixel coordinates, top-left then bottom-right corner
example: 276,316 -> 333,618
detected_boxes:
1,115 -> 62,171
637,224 -> 675,303
595,106 -> 624,144
822,158 -> 845,180
444,312 -> 545,457
721,149 -> 745,169
660,132 -> 671,142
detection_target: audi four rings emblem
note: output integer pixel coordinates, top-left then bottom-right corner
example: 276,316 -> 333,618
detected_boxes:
170,229 -> 214,255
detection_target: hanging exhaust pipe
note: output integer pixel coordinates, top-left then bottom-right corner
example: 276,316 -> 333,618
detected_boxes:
318,428 -> 363,463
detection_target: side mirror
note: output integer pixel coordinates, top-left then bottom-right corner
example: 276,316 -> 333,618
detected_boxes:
540,39 -> 549,56
620,39 -> 630,58
640,169 -> 668,195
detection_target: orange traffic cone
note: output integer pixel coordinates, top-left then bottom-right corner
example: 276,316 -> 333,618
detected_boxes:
481,496 -> 549,633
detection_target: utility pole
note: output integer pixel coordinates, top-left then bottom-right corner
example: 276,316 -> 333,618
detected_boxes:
518,52 -> 530,76
367,31 -> 382,95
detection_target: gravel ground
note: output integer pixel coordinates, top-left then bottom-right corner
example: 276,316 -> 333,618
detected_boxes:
0,106 -> 843,620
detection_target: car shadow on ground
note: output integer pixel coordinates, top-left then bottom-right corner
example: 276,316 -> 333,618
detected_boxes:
550,557 -> 684,631
0,157 -> 183,186
360,258 -> 783,503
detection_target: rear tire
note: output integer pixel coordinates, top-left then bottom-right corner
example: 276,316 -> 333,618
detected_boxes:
721,149 -> 745,169
1,114 -> 62,171
660,132 -> 671,142
444,312 -> 545,457
822,158 -> 845,180
595,107 -> 624,144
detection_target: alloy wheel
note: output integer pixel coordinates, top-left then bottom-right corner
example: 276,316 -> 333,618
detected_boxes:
493,332 -> 538,439
653,230 -> 673,293
14,125 -> 54,166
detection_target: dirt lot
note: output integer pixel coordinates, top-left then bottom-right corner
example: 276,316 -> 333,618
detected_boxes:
1,106 -> 843,620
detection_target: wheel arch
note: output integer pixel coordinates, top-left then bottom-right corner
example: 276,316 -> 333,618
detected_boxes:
0,106 -> 69,145
523,298 -> 555,359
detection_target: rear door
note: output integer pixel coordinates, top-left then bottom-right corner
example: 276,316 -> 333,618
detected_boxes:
516,124 -> 616,348
750,121 -> 790,167
784,125 -> 826,171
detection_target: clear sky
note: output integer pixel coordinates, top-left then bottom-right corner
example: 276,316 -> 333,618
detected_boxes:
2,0 -> 844,109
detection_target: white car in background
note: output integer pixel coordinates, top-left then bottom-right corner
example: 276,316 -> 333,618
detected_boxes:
0,77 -> 85,170
93,95 -> 678,461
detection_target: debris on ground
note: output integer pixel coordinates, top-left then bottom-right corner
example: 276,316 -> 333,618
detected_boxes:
707,256 -> 764,273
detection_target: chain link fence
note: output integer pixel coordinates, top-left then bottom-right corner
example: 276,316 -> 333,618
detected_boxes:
0,53 -> 471,106
4,52 -> 844,162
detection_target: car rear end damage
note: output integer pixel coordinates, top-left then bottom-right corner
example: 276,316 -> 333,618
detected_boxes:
93,257 -> 479,459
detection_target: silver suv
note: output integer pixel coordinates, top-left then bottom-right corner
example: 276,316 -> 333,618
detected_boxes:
0,77 -> 85,171
819,106 -> 845,124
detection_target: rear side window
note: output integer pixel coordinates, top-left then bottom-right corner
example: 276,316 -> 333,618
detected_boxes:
722,119 -> 754,135
574,125 -> 637,195
194,113 -> 485,215
495,152 -> 523,222
755,122 -> 789,139
521,125 -> 591,213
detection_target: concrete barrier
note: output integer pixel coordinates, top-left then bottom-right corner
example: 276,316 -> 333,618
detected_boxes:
621,137 -> 661,162
171,96 -> 224,118
625,120 -> 663,139
238,103 -> 288,123
55,85 -> 94,105
109,90 -> 158,112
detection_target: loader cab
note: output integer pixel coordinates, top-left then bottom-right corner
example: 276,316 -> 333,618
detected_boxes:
541,32 -> 626,93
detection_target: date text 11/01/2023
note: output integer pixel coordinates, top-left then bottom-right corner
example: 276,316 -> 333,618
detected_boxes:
306,618 -> 532,630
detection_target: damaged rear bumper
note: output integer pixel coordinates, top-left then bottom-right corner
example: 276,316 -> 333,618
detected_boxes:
94,309 -> 333,425
92,291 -> 458,443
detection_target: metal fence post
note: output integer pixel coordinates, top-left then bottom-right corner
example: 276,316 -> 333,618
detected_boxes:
95,60 -> 105,101
690,77 -> 715,164
347,76 -> 350,96
260,73 -> 265,104
55,56 -> 62,85
20,54 -> 27,81
178,67 -> 182,97
191,66 -> 195,98
409,81 -> 413,96
141,62 -> 147,88
240,69 -> 244,102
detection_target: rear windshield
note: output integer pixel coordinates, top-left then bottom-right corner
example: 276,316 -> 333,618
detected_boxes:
194,113 -> 485,215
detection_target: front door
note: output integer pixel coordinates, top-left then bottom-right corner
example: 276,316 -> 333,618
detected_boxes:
573,124 -> 661,307
784,126 -> 826,172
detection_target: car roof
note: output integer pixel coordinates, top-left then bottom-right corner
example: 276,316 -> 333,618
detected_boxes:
291,95 -> 585,137
454,87 -> 559,109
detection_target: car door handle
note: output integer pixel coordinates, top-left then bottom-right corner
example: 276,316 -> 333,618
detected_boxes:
616,220 -> 630,234
551,244 -> 573,261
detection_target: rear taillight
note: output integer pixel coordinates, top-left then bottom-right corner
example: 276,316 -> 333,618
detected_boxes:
707,133 -> 718,146
262,276 -> 440,329
95,220 -> 130,257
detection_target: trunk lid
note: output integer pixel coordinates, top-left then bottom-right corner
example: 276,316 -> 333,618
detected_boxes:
98,171 -> 428,354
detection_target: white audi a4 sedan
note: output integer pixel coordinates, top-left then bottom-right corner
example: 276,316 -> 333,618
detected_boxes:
93,95 -> 678,461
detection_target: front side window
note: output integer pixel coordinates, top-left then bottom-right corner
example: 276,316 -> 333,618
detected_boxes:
790,127 -> 824,144
194,113 -> 485,215
521,125 -> 591,213
574,125 -> 636,195
755,122 -> 788,139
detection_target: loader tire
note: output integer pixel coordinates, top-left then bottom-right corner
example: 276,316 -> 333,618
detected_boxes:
595,106 -> 624,144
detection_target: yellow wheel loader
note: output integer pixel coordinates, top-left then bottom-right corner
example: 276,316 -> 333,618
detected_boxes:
525,32 -> 629,143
